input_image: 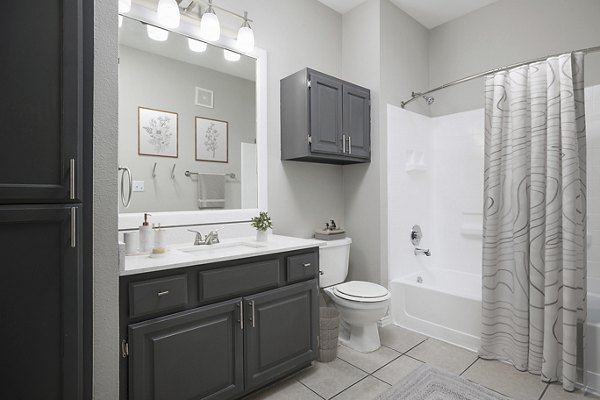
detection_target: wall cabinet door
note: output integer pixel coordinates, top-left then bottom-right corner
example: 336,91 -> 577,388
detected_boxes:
343,84 -> 371,159
0,205 -> 82,400
244,280 -> 318,390
128,299 -> 244,400
309,71 -> 344,155
0,0 -> 82,204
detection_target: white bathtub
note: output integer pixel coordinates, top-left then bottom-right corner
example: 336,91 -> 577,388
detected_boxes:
391,271 -> 600,394
390,268 -> 482,351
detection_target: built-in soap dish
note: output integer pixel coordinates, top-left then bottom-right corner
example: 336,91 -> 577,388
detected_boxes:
405,150 -> 427,172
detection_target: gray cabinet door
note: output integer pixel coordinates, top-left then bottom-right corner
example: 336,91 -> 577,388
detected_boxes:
128,299 -> 243,400
0,205 -> 82,400
0,0 -> 83,204
244,280 -> 318,390
309,72 -> 343,155
343,84 -> 371,159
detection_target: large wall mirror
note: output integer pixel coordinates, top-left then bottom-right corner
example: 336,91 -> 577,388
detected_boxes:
118,3 -> 267,230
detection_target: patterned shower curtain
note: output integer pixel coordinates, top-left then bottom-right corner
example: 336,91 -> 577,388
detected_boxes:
480,52 -> 586,391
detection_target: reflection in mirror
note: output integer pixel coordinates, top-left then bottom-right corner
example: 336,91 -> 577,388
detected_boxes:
118,15 -> 257,213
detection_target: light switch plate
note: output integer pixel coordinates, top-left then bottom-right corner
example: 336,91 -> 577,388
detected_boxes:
132,181 -> 145,192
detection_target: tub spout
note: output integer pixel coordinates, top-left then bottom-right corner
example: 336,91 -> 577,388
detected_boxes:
414,247 -> 431,256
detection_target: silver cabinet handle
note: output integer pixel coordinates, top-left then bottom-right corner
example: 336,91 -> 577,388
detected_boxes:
70,207 -> 76,248
342,134 -> 346,153
239,300 -> 244,330
303,263 -> 312,267
348,136 -> 352,154
250,300 -> 256,328
69,159 -> 76,200
157,290 -> 169,296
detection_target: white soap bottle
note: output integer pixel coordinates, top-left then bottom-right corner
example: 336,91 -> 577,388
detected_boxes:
139,213 -> 154,253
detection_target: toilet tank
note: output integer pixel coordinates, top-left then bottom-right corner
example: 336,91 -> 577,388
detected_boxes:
318,237 -> 352,288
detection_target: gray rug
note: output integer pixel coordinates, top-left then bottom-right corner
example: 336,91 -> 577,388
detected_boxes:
375,365 -> 510,400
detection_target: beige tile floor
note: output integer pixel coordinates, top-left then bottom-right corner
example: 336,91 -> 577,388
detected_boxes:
245,325 -> 599,400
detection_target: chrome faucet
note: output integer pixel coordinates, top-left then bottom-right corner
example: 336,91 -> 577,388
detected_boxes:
204,228 -> 222,245
188,229 -> 205,245
414,247 -> 431,256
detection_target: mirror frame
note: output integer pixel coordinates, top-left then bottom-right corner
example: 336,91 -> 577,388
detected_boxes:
118,3 -> 267,230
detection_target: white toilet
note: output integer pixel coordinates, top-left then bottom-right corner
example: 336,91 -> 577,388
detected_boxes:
319,237 -> 391,353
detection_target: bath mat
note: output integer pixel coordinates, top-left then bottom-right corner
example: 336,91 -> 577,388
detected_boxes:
375,365 -> 509,400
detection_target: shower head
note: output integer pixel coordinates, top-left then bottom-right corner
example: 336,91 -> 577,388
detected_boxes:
422,95 -> 435,105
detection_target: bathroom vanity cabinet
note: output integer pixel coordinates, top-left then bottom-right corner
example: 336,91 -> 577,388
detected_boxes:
119,247 -> 320,400
281,68 -> 371,164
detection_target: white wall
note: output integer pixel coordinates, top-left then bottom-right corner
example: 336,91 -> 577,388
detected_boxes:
118,45 -> 256,212
427,0 -> 600,117
586,85 -> 600,281
94,0 -> 119,398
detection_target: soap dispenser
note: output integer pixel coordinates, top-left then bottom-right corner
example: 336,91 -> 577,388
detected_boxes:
139,213 -> 154,253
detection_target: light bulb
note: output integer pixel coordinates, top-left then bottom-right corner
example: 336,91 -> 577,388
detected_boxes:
157,0 -> 180,29
200,9 -> 220,41
224,49 -> 241,62
188,38 -> 207,53
236,25 -> 254,53
118,15 -> 123,28
147,25 -> 169,41
118,0 -> 131,13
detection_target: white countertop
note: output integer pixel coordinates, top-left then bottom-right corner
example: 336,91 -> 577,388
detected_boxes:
121,234 -> 324,276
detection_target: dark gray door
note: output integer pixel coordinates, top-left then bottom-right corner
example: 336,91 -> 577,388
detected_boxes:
0,0 -> 82,204
244,280 -> 318,390
128,299 -> 244,400
309,71 -> 343,155
0,205 -> 82,400
343,84 -> 370,159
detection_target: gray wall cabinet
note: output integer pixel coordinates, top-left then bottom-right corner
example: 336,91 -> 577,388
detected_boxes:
0,0 -> 93,398
120,248 -> 320,400
281,68 -> 371,164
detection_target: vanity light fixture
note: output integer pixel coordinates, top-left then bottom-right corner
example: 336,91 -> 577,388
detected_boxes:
188,38 -> 207,52
157,0 -> 181,28
118,0 -> 131,13
200,0 -> 220,41
223,49 -> 241,62
146,24 -> 169,41
236,12 -> 254,53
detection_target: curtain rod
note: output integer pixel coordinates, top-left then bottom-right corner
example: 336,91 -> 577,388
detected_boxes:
400,44 -> 600,108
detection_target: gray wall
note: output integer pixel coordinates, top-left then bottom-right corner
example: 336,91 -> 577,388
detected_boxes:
118,45 -> 256,213
342,0 -> 429,286
94,0 -> 119,398
428,0 -> 600,117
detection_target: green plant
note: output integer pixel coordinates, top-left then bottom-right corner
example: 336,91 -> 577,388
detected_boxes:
250,211 -> 273,231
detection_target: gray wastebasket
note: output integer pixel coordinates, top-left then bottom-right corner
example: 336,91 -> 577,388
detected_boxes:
318,307 -> 340,362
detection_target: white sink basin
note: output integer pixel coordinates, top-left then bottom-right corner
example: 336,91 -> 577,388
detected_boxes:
178,241 -> 266,254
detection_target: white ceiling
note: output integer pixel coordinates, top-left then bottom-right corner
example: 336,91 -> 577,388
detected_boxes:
317,0 -> 499,29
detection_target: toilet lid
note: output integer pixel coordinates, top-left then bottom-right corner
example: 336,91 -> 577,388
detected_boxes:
334,281 -> 389,300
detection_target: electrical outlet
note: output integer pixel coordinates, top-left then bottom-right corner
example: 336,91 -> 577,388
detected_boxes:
132,181 -> 145,192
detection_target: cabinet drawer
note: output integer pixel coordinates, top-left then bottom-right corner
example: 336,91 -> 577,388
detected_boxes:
287,252 -> 318,283
129,274 -> 188,318
199,259 -> 280,302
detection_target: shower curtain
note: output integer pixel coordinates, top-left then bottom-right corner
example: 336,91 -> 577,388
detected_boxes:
480,52 -> 586,391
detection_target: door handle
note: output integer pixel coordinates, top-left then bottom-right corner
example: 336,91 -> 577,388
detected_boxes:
70,207 -> 76,248
238,300 -> 244,330
69,159 -> 76,200
249,300 -> 256,328
342,134 -> 346,153
348,136 -> 352,155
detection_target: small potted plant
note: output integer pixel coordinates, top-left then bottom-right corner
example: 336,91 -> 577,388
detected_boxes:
251,211 -> 272,242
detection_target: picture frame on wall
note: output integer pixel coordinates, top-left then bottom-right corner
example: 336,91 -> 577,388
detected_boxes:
195,116 -> 228,163
138,107 -> 179,158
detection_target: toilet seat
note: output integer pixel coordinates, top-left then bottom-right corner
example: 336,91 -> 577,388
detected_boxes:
333,281 -> 390,303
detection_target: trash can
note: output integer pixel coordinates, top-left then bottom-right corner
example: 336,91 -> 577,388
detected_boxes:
318,307 -> 340,362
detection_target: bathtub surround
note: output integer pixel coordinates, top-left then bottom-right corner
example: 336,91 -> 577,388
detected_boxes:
480,53 -> 587,391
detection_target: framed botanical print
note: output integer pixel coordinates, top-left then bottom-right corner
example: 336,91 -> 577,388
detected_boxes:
138,107 -> 178,158
195,116 -> 228,163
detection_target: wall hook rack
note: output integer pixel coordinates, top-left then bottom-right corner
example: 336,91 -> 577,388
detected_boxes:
171,164 -> 176,179
152,162 -> 157,178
